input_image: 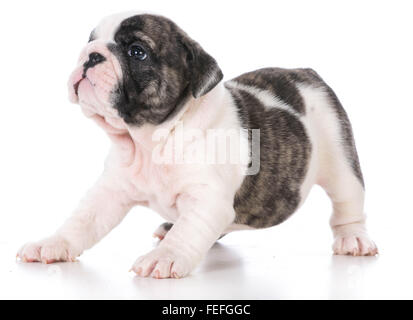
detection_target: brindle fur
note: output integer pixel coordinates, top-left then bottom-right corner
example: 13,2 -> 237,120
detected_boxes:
226,68 -> 363,228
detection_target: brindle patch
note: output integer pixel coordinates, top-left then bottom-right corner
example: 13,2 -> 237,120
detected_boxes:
227,67 -> 364,228
226,81 -> 311,228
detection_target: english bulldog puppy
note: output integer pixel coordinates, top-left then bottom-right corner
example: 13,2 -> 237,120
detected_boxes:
18,12 -> 377,278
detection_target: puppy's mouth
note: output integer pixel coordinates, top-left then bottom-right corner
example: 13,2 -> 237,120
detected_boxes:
73,76 -> 86,96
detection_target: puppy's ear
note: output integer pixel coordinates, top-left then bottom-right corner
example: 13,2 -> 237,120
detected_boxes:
180,35 -> 223,98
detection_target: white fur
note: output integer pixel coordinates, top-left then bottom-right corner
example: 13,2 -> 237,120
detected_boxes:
18,13 -> 376,278
225,81 -> 302,118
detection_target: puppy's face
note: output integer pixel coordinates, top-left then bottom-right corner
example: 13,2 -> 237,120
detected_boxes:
68,12 -> 223,131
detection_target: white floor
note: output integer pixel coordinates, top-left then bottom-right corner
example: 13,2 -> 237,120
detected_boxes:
1,186 -> 412,300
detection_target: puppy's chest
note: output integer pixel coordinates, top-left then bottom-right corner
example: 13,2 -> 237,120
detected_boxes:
120,159 -> 181,221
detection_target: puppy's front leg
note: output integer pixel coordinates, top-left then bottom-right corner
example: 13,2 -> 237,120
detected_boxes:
132,188 -> 235,279
18,172 -> 134,263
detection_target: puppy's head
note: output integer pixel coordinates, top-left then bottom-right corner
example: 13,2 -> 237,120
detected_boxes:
68,12 -> 223,131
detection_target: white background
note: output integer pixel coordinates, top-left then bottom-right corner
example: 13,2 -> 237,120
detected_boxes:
0,0 -> 412,299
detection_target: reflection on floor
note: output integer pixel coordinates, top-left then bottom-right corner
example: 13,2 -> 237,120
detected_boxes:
1,236 -> 407,299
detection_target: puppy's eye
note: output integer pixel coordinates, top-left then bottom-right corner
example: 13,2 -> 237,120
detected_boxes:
128,45 -> 147,61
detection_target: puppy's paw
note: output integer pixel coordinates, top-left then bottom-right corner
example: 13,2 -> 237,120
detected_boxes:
333,233 -> 378,256
131,246 -> 192,279
17,235 -> 79,264
153,222 -> 173,241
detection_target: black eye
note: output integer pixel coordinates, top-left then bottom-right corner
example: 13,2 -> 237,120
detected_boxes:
128,45 -> 147,61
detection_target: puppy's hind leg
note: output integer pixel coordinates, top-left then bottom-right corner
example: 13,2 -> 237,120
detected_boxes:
310,85 -> 378,256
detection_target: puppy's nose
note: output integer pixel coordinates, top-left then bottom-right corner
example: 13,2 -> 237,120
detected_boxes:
88,52 -> 105,67
83,52 -> 106,76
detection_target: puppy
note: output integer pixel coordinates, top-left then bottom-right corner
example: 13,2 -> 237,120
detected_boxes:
18,12 -> 377,278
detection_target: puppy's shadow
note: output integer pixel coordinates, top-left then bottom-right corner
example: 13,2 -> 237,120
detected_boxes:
199,242 -> 244,274
150,239 -> 244,274
131,242 -> 245,299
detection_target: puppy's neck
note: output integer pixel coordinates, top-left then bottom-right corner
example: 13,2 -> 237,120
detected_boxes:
126,82 -> 228,151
